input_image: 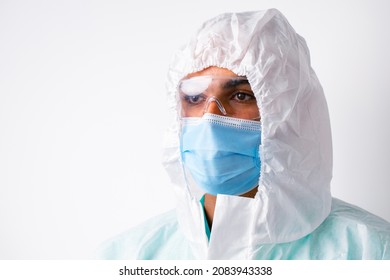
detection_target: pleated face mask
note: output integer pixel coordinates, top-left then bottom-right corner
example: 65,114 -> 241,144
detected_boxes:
180,113 -> 261,196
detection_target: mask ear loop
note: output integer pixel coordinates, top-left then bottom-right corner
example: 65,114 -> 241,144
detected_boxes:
203,96 -> 227,116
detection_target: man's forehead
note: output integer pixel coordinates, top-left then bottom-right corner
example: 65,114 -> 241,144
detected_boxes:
179,76 -> 250,96
186,66 -> 238,78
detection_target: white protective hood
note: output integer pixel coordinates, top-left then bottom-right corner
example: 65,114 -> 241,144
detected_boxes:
162,9 -> 333,259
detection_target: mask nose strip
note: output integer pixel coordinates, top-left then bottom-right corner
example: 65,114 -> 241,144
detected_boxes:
203,96 -> 227,116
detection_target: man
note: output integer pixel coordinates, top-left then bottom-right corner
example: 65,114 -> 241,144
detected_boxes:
100,8 -> 390,259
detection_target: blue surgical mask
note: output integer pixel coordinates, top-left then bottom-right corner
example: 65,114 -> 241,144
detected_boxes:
180,113 -> 261,196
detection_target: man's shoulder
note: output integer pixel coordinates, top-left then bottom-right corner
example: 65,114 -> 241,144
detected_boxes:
328,198 -> 390,232
312,197 -> 390,259
98,209 -> 183,259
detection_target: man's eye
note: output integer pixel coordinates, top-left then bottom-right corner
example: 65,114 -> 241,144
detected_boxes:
233,92 -> 255,102
184,94 -> 205,104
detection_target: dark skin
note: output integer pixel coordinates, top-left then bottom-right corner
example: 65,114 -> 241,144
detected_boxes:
184,66 -> 260,229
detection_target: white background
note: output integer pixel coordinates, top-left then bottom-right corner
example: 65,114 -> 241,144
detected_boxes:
0,0 -> 389,259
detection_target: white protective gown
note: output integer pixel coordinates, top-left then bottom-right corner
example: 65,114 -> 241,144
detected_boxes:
100,9 -> 390,260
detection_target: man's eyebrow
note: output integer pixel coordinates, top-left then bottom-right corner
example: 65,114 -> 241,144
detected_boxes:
222,78 -> 250,89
